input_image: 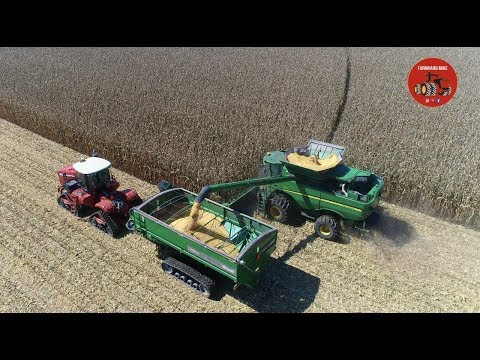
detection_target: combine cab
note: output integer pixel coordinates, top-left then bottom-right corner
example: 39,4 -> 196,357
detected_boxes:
414,72 -> 452,96
56,151 -> 142,237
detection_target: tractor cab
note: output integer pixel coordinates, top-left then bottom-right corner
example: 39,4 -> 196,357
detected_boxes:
72,157 -> 113,193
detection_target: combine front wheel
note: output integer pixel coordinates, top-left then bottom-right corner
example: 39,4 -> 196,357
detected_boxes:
314,215 -> 339,240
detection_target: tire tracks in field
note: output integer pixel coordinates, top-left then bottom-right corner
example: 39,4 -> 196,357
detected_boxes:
0,201 -> 140,311
0,244 -> 85,312
0,273 -> 49,312
326,47 -> 350,143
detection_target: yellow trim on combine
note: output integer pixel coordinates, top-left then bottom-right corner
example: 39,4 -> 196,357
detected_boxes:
281,189 -> 363,213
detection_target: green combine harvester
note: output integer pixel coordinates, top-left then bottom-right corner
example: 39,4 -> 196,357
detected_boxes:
127,140 -> 383,297
258,140 -> 384,238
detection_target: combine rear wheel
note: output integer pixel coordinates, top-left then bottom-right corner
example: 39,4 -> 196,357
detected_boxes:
161,257 -> 214,297
89,210 -> 120,237
314,215 -> 339,240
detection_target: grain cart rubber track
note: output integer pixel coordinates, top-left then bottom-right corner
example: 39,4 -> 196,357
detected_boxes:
161,256 -> 214,297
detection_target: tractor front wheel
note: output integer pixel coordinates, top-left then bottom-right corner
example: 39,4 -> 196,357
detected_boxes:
89,210 -> 120,237
314,215 -> 339,240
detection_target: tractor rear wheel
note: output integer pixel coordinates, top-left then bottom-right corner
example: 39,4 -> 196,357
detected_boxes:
314,215 -> 339,240
89,210 -> 120,237
267,194 -> 292,223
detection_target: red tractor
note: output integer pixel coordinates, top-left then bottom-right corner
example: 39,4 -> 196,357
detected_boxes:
56,151 -> 142,237
414,72 -> 452,97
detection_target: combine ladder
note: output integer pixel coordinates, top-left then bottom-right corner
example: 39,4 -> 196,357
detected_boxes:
256,189 -> 267,216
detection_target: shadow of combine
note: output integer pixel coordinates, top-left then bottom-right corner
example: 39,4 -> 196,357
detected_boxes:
228,188 -> 258,217
277,234 -> 317,262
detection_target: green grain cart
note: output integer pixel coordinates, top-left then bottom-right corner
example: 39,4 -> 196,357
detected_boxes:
127,187 -> 279,297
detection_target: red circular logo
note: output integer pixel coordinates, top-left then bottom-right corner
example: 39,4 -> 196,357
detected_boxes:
408,57 -> 457,107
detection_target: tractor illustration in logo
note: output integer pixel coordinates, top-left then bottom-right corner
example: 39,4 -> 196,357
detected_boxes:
414,72 -> 452,97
